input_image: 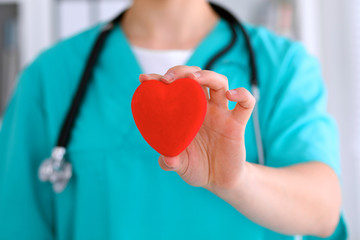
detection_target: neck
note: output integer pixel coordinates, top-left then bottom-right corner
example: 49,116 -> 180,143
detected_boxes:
121,0 -> 219,50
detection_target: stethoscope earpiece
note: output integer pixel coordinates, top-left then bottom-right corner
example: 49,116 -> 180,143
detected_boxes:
38,147 -> 72,193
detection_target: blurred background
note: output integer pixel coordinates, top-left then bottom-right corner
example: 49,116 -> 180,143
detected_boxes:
0,0 -> 359,238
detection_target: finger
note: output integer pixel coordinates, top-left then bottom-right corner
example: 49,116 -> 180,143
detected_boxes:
226,87 -> 256,126
161,65 -> 201,83
139,73 -> 162,83
158,155 -> 187,175
188,70 -> 229,107
158,156 -> 174,171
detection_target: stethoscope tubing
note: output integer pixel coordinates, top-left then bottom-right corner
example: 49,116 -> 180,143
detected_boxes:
38,2 -> 264,193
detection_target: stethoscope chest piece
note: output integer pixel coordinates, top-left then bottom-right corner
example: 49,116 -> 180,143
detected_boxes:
38,147 -> 72,193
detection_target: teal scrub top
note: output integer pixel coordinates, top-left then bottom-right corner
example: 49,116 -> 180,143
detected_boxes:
0,18 -> 347,240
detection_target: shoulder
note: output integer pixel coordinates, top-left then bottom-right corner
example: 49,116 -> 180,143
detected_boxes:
243,23 -> 312,70
242,24 -> 322,97
34,23 -> 103,70
240,24 -> 328,125
12,23 -> 106,120
222,21 -> 316,88
20,24 -> 105,96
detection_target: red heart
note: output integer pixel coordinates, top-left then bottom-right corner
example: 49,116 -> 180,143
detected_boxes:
131,78 -> 207,157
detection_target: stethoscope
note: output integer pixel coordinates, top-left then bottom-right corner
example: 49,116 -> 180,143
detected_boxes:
38,2 -> 264,193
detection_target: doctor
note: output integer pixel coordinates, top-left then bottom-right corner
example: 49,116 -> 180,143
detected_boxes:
0,0 -> 346,239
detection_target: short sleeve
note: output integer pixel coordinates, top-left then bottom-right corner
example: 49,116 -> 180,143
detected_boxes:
262,43 -> 340,176
0,60 -> 54,239
260,42 -> 347,239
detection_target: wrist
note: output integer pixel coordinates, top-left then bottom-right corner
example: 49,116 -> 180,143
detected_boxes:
206,161 -> 253,201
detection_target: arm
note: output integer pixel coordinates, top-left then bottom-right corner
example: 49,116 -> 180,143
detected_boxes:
140,62 -> 342,237
216,161 -> 341,237
0,60 -> 54,239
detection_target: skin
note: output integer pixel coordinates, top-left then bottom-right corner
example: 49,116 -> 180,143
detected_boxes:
122,0 -> 342,237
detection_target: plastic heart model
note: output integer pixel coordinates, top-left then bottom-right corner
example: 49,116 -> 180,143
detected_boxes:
131,78 -> 207,157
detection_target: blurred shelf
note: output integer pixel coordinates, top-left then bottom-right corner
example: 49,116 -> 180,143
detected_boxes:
0,2 -> 18,115
0,0 -> 55,116
0,0 -> 19,4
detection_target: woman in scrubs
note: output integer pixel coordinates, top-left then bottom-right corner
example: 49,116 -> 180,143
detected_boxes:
0,0 -> 347,239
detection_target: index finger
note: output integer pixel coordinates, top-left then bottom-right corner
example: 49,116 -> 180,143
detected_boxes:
139,73 -> 163,83
187,70 -> 229,108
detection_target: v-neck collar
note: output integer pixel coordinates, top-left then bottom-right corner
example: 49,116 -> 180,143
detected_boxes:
112,18 -> 231,74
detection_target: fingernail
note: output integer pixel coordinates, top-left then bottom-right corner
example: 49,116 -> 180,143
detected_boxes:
193,71 -> 201,79
139,74 -> 147,80
163,72 -> 174,82
229,89 -> 237,95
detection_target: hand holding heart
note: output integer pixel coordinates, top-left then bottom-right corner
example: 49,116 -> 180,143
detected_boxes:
138,66 -> 255,195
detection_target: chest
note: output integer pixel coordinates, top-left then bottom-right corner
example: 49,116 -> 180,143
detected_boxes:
64,61 -> 259,164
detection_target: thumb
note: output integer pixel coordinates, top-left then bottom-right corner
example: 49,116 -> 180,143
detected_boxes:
158,155 -> 188,176
226,87 -> 256,126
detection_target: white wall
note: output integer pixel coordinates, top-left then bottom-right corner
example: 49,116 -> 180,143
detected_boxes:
57,0 -> 130,39
18,0 -> 55,66
317,1 -> 360,239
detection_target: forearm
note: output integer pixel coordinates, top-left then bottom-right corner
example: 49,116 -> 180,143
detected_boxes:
210,161 -> 342,237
